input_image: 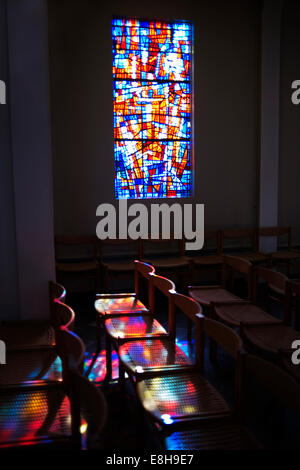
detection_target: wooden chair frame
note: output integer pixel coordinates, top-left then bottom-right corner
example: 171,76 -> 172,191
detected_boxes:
136,295 -> 244,443
106,272 -> 177,385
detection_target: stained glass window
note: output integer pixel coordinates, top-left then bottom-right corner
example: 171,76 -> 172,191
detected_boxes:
112,17 -> 193,199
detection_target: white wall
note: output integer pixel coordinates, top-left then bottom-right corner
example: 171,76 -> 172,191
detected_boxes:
0,0 -> 56,320
48,0 -> 260,236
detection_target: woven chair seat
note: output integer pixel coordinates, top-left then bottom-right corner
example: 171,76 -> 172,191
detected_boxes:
0,349 -> 62,386
270,251 -> 300,260
144,256 -> 189,269
0,322 -> 55,351
242,323 -> 300,355
119,339 -> 191,373
189,288 -> 241,307
0,386 -> 71,447
165,421 -> 259,450
214,303 -> 280,327
105,315 -> 167,340
95,296 -> 147,316
56,260 -> 98,272
194,255 -> 223,266
138,372 -> 231,422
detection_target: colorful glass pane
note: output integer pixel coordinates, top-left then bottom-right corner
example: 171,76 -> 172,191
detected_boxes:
112,17 -> 192,199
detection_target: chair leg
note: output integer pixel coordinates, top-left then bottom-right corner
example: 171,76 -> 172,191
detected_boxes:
119,360 -> 126,393
105,332 -> 112,383
187,317 -> 193,356
85,328 -> 101,378
136,396 -> 146,449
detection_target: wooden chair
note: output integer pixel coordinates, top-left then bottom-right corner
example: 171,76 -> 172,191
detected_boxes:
103,272 -> 175,383
190,230 -> 222,283
0,329 -> 85,449
55,328 -> 108,449
189,255 -> 253,312
136,295 -> 257,449
0,296 -> 74,387
239,267 -> 300,360
238,354 -> 300,448
92,261 -> 154,381
212,266 -> 291,330
49,280 -> 66,304
55,235 -> 100,292
50,292 -> 75,331
259,227 -> 300,276
118,274 -> 193,388
99,239 -> 140,292
140,237 -> 190,291
221,228 -> 267,265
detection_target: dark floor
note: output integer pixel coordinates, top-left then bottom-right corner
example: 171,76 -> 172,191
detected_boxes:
64,272 -> 300,451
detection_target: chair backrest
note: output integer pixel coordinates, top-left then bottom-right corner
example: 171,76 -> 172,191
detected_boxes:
203,317 -> 243,360
134,260 -> 155,298
222,255 -> 253,299
99,238 -> 139,262
170,292 -> 203,360
55,235 -> 98,261
259,226 -> 291,250
140,237 -> 184,259
51,301 -> 75,331
242,354 -> 300,420
202,230 -> 222,255
221,228 -> 257,251
49,281 -> 66,303
70,370 -> 108,448
253,266 -> 291,323
149,273 -> 176,334
55,328 -> 85,384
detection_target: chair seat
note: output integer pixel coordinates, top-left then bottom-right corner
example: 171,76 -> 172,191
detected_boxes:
56,260 -> 98,272
194,255 -> 223,266
0,349 -> 62,385
103,260 -> 135,272
233,252 -> 267,263
165,421 -> 259,450
242,323 -> 300,355
119,339 -> 191,373
105,315 -> 167,340
214,303 -> 280,327
95,295 -> 148,316
270,251 -> 300,261
0,386 -> 71,447
138,372 -> 231,422
189,287 -> 241,307
144,256 -> 189,269
0,322 -> 55,350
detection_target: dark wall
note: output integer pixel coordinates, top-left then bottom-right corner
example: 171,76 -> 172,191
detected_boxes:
279,0 -> 300,244
0,0 -> 19,318
48,0 -> 261,236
